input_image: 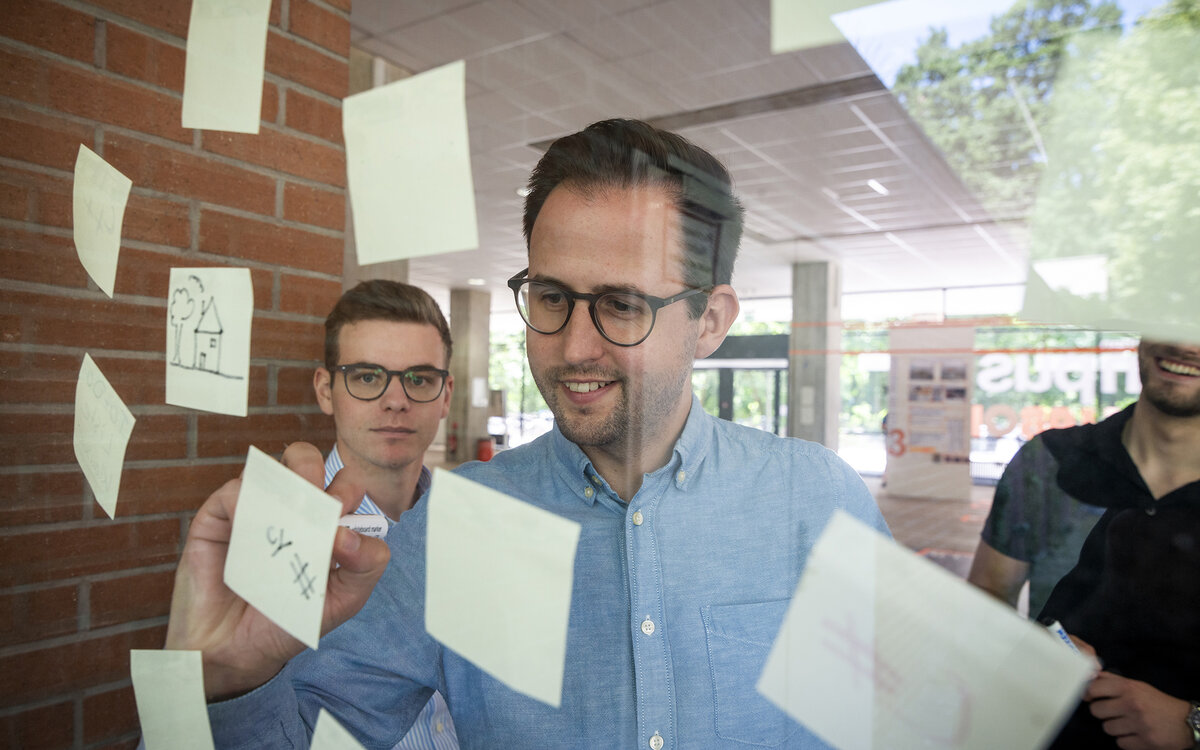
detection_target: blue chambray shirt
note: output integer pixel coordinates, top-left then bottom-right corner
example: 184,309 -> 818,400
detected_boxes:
211,397 -> 889,749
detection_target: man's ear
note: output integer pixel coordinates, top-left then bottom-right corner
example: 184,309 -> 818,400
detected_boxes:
694,284 -> 739,359
313,367 -> 334,416
439,375 -> 454,420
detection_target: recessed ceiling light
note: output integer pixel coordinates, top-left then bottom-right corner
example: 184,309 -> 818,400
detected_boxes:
467,278 -> 486,286
867,179 -> 889,196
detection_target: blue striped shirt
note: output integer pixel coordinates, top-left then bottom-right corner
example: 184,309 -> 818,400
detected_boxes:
324,445 -> 459,750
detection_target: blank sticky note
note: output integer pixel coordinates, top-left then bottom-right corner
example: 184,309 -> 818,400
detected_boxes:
165,267 -> 253,417
771,0 -> 887,53
74,353 -> 136,519
426,469 -> 581,707
225,446 -> 342,649
73,145 -> 132,298
343,60 -> 478,265
757,511 -> 1093,749
130,649 -> 215,750
182,0 -> 272,133
311,709 -> 366,750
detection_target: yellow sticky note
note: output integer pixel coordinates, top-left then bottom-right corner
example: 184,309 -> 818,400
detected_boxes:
73,354 -> 136,518
771,0 -> 887,53
225,446 -> 341,649
182,0 -> 272,133
72,145 -> 132,298
165,267 -> 253,417
757,511 -> 1093,749
343,60 -> 479,265
130,649 -> 215,750
426,469 -> 581,708
311,709 -> 366,750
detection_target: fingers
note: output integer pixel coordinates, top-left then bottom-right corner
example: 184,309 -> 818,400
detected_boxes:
281,442 -> 325,487
1085,671 -> 1126,702
322,528 -> 390,635
326,466 -> 370,517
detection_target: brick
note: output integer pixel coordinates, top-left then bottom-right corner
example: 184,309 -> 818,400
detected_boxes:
0,180 -> 30,220
196,411 -> 333,458
284,89 -> 342,144
290,0 -> 351,56
122,193 -> 191,247
0,225 -> 91,290
0,105 -> 94,172
0,471 -> 84,526
282,181 -> 344,230
262,79 -> 280,124
202,128 -> 346,187
104,133 -> 276,216
90,570 -> 173,628
1,56 -> 192,144
252,315 -> 326,361
325,0 -> 351,11
115,248 -> 274,311
279,273 -> 341,317
266,30 -> 348,99
277,363 -> 321,406
0,411 -> 189,467
86,0 -> 190,38
0,585 -> 78,647
1,290 -> 163,352
105,23 -> 186,92
83,685 -> 138,746
0,520 -> 180,588
116,461 -> 240,516
2,0 -> 96,63
1,351 -> 87,406
199,210 -> 341,275
0,625 -> 165,708
0,700 -> 75,750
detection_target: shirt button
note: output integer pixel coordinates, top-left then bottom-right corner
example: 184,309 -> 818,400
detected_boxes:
632,510 -> 644,526
676,470 -> 686,483
435,721 -> 444,733
650,731 -> 664,750
641,618 -> 655,636
584,486 -> 594,499
1145,506 -> 1156,516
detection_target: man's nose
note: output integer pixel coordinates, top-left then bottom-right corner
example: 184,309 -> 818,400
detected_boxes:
560,301 -> 606,363
379,377 -> 412,409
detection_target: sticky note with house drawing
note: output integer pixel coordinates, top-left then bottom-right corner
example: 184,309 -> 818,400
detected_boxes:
165,267 -> 253,416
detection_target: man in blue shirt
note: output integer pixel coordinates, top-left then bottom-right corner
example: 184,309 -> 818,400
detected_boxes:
313,280 -> 459,750
165,118 -> 889,748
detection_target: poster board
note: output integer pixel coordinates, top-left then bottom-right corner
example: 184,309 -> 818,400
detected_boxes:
885,326 -> 974,500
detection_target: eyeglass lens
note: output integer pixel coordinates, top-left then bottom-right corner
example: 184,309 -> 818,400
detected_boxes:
342,366 -> 445,402
517,281 -> 654,345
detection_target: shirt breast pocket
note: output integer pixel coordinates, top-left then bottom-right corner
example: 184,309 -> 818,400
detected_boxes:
702,599 -> 797,747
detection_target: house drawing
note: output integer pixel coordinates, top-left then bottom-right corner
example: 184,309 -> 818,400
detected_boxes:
193,298 -> 223,374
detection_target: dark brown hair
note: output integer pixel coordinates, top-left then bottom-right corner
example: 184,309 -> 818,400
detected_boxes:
522,118 -> 744,316
323,280 -> 452,369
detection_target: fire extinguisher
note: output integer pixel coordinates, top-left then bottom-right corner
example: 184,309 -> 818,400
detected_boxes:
448,421 -> 458,456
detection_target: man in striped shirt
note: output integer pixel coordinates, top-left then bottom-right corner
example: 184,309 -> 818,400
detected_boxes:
312,280 -> 459,750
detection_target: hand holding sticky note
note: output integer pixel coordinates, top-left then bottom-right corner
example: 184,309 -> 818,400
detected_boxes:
225,446 -> 342,649
425,469 -> 581,707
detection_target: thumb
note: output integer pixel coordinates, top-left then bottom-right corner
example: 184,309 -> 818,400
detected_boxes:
322,528 -> 390,635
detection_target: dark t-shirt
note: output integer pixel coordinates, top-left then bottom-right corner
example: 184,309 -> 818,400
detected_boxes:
980,434 -> 1105,615
1038,405 -> 1200,748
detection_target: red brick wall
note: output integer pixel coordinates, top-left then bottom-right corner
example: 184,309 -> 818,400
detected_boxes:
0,1 -> 350,746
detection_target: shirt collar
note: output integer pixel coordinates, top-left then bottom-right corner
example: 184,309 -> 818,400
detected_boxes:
550,394 -> 712,507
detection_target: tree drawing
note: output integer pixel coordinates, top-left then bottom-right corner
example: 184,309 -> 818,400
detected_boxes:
169,275 -> 204,366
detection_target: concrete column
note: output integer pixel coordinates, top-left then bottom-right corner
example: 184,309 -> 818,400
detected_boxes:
448,288 -> 491,462
788,261 -> 841,448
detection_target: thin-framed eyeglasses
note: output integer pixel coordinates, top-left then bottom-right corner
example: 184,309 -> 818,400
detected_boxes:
507,267 -> 711,347
333,363 -> 449,402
